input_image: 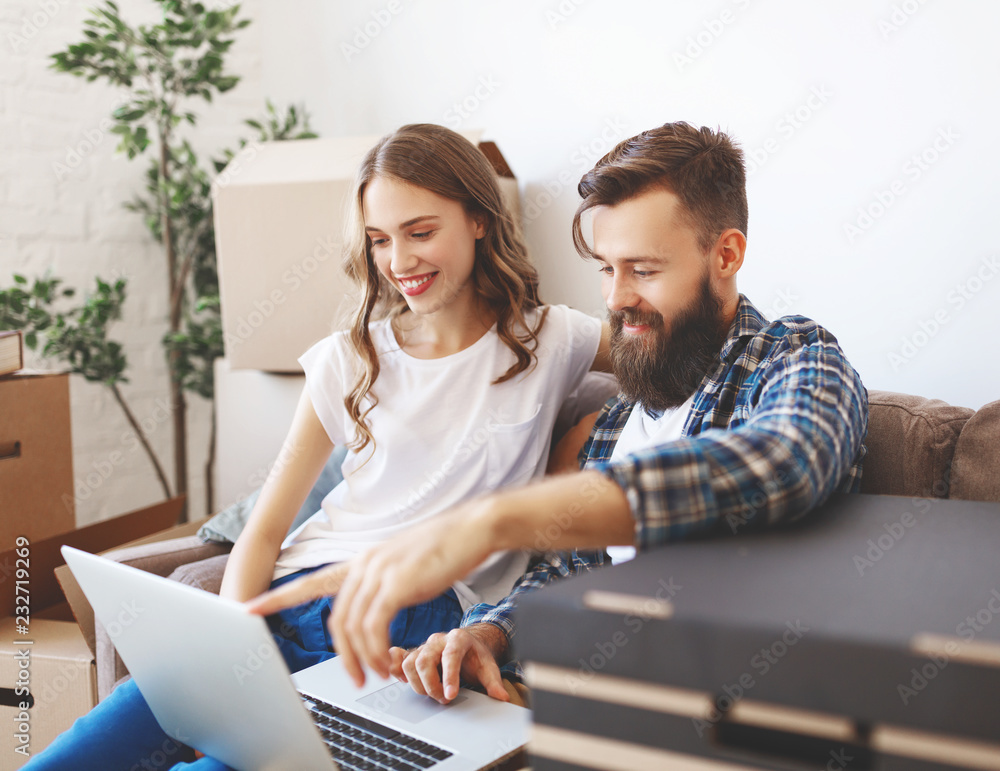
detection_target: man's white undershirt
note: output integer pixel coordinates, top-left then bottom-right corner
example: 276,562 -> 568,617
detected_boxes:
606,392 -> 696,565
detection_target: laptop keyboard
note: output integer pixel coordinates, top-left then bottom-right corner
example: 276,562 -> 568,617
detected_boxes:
299,692 -> 454,770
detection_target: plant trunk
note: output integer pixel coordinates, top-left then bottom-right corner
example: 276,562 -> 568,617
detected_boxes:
171,374 -> 187,522
205,396 -> 216,516
160,137 -> 189,523
110,382 -> 173,499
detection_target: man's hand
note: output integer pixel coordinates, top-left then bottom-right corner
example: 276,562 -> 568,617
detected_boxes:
389,625 -> 509,704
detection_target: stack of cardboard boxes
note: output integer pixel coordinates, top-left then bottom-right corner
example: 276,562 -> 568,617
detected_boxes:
0,337 -> 84,766
211,132 -> 520,505
0,327 -> 184,766
0,358 -> 77,768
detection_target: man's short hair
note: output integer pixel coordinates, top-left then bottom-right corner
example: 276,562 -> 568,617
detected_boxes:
572,122 -> 748,256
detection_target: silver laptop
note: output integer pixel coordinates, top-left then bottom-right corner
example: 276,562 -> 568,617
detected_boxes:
61,546 -> 529,771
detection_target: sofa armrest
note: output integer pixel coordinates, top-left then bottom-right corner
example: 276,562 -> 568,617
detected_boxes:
862,390 -> 974,498
96,536 -> 232,700
950,399 -> 1000,502
102,535 -> 231,577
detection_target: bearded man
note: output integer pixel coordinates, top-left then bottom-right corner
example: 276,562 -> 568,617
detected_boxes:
251,121 -> 869,704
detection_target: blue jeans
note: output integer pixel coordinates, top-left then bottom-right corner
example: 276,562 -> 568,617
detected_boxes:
24,566 -> 463,771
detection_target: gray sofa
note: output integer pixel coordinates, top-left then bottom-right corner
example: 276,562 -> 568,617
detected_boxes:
92,389 -> 1000,700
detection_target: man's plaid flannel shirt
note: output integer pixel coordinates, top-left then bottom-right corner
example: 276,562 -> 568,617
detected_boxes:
462,295 -> 868,674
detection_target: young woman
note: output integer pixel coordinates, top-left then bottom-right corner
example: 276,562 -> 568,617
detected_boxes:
26,123 -> 608,770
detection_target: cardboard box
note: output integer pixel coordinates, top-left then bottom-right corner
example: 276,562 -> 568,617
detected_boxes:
213,132 -> 520,372
0,617 -> 95,768
0,497 -> 184,620
0,497 -> 186,767
0,372 -> 75,546
214,358 -> 305,507
54,511 -> 204,660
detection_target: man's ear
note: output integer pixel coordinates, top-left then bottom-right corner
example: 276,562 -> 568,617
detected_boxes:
713,229 -> 746,278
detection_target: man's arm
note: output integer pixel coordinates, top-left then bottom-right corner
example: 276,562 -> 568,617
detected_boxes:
248,334 -> 866,685
598,335 -> 867,546
246,470 -> 633,685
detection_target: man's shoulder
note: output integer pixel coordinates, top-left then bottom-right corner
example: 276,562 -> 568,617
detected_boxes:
738,312 -> 848,363
718,303 -> 862,409
760,313 -> 837,338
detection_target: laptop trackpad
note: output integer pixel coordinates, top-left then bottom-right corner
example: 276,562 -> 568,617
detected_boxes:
356,682 -> 468,725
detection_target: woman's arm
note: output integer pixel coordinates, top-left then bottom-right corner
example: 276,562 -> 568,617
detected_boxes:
590,321 -> 613,372
219,389 -> 335,602
547,411 -> 600,474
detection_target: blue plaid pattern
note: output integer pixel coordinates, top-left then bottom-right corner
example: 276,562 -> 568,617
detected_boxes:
463,295 -> 868,665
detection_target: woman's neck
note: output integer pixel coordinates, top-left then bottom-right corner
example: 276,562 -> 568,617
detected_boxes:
392,297 -> 496,359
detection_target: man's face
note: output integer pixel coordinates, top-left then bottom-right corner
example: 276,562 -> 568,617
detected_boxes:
592,187 -> 730,413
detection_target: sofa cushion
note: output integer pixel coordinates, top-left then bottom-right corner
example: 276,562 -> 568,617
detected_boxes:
168,552 -> 230,594
949,399 -> 1000,502
861,390 -> 974,498
198,446 -> 349,544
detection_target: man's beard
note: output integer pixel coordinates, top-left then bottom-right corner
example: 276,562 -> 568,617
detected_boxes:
609,275 -> 729,414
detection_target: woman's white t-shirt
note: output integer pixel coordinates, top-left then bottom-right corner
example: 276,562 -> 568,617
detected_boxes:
273,304 -> 602,610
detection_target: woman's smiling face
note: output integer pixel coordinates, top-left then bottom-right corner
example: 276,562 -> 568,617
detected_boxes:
364,176 -> 484,316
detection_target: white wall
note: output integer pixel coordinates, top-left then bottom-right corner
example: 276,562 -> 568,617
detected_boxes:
4,0 -> 998,526
260,0 -> 1000,409
1,0 -> 264,525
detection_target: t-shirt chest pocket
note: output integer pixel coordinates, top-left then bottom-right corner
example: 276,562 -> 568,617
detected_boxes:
486,403 -> 545,489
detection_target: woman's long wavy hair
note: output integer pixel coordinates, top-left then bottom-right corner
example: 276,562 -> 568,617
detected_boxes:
342,124 -> 545,456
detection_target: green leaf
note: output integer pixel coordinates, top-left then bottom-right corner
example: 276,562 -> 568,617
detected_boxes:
25,331 -> 37,349
116,108 -> 147,121
215,76 -> 238,93
13,274 -> 26,284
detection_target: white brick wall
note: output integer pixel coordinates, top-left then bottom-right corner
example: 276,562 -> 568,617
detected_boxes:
1,0 -> 265,526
